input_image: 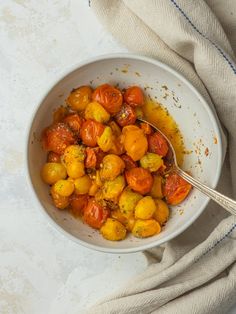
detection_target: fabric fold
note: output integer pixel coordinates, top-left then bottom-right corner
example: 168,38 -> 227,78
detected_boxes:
88,1 -> 236,313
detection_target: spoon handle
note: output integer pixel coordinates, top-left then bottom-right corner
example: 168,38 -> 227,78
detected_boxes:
176,168 -> 236,216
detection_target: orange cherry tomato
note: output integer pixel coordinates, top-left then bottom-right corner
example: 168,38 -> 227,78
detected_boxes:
163,172 -> 192,205
63,113 -> 83,134
109,135 -> 125,155
125,167 -> 153,195
47,151 -> 61,163
42,123 -> 76,155
69,194 -> 88,217
66,86 -> 92,111
124,86 -> 144,107
148,132 -> 169,157
115,104 -> 136,127
140,122 -> 152,135
92,84 -> 123,114
83,198 -> 110,229
80,119 -> 105,147
53,106 -> 68,123
121,154 -> 137,170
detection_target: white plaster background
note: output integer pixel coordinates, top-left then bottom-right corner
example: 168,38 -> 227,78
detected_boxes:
0,1 -> 235,313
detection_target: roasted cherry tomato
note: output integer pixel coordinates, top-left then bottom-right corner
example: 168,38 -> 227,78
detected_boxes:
85,147 -> 97,169
69,194 -> 88,217
125,167 -> 153,195
109,121 -> 121,137
50,185 -> 69,210
42,123 -> 76,155
148,132 -> 169,157
80,119 -> 105,147
140,122 -> 152,135
63,113 -> 83,134
124,86 -> 144,107
67,86 -> 92,111
92,84 -> 123,114
163,172 -> 192,205
53,106 -> 68,123
115,103 -> 136,127
84,147 -> 105,169
123,126 -> 148,161
47,151 -> 61,163
109,135 -> 125,155
121,154 -> 137,170
83,198 -> 110,229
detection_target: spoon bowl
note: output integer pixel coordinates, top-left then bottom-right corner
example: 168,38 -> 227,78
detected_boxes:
138,118 -> 236,216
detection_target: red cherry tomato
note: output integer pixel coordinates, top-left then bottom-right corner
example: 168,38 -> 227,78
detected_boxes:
42,123 -> 76,155
63,113 -> 83,134
148,132 -> 169,157
125,167 -> 153,195
85,147 -> 105,169
85,147 -> 97,169
80,119 -> 105,147
163,172 -> 192,205
83,198 -> 110,229
121,154 -> 137,170
124,86 -> 144,107
69,194 -> 88,217
92,84 -> 123,114
115,104 -> 137,127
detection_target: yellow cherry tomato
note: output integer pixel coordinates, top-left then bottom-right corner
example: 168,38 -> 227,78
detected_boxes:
66,161 -> 85,179
140,153 -> 163,172
88,181 -> 100,196
85,101 -> 110,123
153,199 -> 170,226
100,154 -> 125,181
41,162 -> 67,185
100,218 -> 126,241
74,175 -> 92,195
132,219 -> 161,238
102,175 -> 125,202
135,196 -> 156,219
97,126 -> 114,152
118,188 -> 142,218
62,145 -> 85,165
53,179 -> 74,197
50,185 -> 69,209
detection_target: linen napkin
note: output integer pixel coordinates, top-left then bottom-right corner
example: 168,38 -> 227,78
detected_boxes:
88,1 -> 236,313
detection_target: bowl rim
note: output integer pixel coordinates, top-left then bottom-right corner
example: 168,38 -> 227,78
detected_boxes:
26,53 -> 223,253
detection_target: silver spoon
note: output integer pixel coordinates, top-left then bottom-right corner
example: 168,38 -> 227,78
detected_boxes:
138,118 -> 236,215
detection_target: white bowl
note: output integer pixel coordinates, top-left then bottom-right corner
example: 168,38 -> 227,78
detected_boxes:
27,54 -> 223,253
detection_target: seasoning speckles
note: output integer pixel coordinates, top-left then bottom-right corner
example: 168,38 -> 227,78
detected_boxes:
183,149 -> 193,155
205,147 -> 209,156
162,85 -> 168,91
135,71 -> 141,77
213,136 -> 218,144
163,93 -> 169,100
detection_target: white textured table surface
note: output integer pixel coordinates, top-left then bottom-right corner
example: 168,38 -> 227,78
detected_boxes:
0,1 -> 235,313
